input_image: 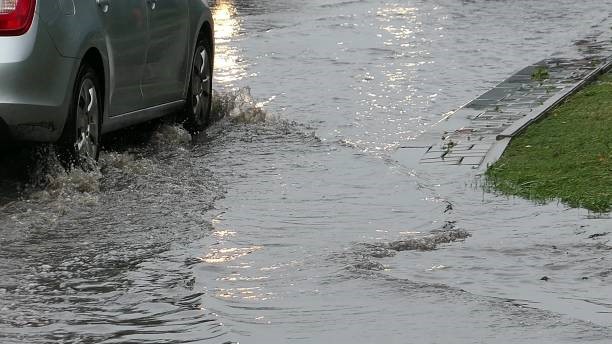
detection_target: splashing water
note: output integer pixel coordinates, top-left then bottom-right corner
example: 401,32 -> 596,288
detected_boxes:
150,124 -> 192,147
99,152 -> 154,176
0,145 -> 103,216
2,87 -> 276,207
211,87 -> 276,123
24,146 -> 102,199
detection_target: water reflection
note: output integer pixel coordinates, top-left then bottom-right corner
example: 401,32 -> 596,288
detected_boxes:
212,0 -> 239,43
345,3 -> 433,153
199,246 -> 263,263
211,0 -> 248,86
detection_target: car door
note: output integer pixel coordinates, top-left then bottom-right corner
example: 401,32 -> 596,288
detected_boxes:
141,0 -> 190,107
97,0 -> 149,116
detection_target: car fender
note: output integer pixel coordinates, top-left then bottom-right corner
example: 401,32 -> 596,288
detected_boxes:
185,0 -> 214,97
39,1 -> 111,125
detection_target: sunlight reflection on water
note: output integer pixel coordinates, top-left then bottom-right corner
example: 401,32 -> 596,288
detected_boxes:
212,0 -> 248,86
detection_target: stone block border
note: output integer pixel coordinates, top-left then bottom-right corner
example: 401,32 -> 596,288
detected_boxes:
480,58 -> 612,171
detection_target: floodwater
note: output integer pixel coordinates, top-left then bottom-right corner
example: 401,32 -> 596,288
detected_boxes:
1,0 -> 612,342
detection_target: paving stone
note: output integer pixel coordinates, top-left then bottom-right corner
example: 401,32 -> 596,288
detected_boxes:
446,154 -> 486,160
460,156 -> 485,165
478,88 -> 515,101
470,144 -> 494,151
420,158 -> 462,165
418,34 -> 612,168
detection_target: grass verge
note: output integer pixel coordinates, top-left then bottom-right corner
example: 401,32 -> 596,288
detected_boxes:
486,72 -> 612,213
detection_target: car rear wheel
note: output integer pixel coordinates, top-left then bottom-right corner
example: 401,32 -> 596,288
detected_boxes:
59,64 -> 101,168
183,35 -> 213,133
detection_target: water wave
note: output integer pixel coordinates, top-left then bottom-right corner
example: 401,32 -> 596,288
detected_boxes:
341,222 -> 471,272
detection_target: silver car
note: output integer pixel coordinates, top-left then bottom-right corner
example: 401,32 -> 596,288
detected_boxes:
0,0 -> 214,164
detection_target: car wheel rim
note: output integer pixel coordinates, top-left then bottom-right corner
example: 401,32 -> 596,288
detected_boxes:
75,78 -> 99,162
191,46 -> 211,121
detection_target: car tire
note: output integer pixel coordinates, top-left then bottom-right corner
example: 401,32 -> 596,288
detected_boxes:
183,34 -> 213,133
58,64 -> 101,168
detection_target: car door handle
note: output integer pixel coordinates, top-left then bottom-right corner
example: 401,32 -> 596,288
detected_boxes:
147,0 -> 156,10
96,0 -> 110,13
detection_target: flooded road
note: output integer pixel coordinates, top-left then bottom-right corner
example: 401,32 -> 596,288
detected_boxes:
2,0 -> 612,343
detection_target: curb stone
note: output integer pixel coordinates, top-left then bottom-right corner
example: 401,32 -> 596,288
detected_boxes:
479,56 -> 612,173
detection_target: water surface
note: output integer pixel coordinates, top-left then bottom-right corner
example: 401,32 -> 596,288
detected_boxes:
1,0 -> 611,342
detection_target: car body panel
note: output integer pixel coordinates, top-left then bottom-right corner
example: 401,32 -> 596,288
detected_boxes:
103,100 -> 185,134
142,0 -> 190,107
0,12 -> 77,142
0,0 -> 214,143
97,0 -> 149,116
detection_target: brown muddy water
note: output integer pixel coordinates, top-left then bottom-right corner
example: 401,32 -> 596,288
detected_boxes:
1,0 -> 612,343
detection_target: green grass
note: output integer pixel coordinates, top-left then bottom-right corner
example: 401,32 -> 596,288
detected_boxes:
486,72 -> 612,213
531,66 -> 550,81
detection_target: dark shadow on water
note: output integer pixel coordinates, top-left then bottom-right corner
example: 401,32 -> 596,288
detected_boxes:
0,144 -> 34,179
101,120 -> 162,153
0,144 -> 37,204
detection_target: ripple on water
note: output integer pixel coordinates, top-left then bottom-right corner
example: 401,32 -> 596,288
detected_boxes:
0,87 -> 290,344
332,221 -> 471,274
